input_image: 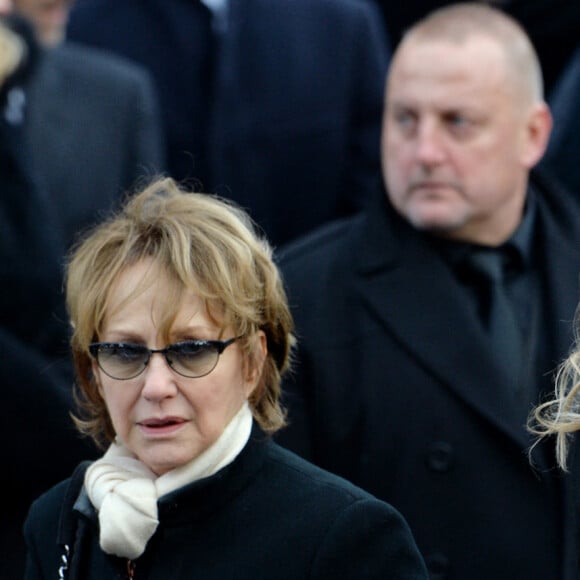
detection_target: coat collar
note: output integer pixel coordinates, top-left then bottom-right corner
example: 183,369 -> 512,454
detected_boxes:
354,183 -> 580,450
73,424 -> 269,527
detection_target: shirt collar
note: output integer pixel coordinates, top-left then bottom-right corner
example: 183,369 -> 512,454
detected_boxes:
506,187 -> 536,269
199,0 -> 227,12
429,187 -> 537,271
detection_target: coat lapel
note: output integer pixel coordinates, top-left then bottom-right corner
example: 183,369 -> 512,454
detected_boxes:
355,196 -> 533,449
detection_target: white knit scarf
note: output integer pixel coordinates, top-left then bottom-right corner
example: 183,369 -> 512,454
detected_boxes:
84,402 -> 253,560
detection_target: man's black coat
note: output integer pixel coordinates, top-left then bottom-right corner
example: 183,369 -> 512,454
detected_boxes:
276,171 -> 580,579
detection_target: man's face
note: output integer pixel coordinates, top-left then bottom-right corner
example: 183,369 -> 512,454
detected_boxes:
12,0 -> 72,45
382,35 -> 539,246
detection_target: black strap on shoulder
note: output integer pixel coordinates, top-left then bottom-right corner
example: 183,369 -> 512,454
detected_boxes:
56,460 -> 92,579
57,460 -> 92,545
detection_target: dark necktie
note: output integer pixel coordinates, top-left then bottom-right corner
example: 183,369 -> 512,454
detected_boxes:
464,249 -> 523,385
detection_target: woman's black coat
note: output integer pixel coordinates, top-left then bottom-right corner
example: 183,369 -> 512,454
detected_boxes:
24,428 -> 428,579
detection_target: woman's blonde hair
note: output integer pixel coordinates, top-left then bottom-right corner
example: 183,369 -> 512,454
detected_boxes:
66,176 -> 294,448
529,311 -> 580,470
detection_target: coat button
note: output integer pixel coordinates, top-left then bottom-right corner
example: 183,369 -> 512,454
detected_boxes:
426,441 -> 455,472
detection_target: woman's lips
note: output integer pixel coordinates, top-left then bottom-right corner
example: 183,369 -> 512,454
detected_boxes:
138,417 -> 187,436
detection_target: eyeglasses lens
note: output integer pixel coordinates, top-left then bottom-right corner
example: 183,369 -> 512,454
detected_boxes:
95,342 -> 221,379
98,344 -> 148,379
166,342 -> 219,377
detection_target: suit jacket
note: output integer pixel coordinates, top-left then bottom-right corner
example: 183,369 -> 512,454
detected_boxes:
24,41 -> 165,249
24,428 -> 428,579
275,171 -> 580,579
0,39 -> 163,578
67,0 -> 390,246
0,115 -> 98,579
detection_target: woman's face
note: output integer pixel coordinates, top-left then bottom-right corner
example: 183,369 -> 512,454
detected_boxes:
94,259 -> 264,475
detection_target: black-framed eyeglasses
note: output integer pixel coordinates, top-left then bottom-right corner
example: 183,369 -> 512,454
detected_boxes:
89,337 -> 241,380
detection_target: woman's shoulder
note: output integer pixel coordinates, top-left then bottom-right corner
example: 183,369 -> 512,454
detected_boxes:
258,441 -> 428,577
27,475 -> 71,519
24,460 -> 92,535
263,440 -> 382,505
23,474 -> 73,572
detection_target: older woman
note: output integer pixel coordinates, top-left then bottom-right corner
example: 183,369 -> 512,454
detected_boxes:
23,177 -> 427,579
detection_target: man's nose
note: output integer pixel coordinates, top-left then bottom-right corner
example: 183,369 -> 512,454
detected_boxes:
414,121 -> 447,165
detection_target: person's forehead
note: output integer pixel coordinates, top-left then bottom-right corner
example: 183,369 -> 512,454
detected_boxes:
397,34 -> 506,76
387,35 -> 510,101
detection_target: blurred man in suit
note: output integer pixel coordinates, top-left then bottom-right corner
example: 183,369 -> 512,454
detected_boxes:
12,0 -> 165,249
0,2 -> 164,575
67,0 -> 390,246
276,4 -> 580,578
0,12 -> 94,578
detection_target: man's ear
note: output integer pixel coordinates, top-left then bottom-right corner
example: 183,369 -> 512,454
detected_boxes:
521,102 -> 553,169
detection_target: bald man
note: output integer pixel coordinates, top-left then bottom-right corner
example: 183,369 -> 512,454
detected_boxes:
276,4 -> 580,578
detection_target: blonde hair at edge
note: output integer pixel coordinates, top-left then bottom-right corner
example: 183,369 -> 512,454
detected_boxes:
530,310 -> 580,471
65,176 -> 295,449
